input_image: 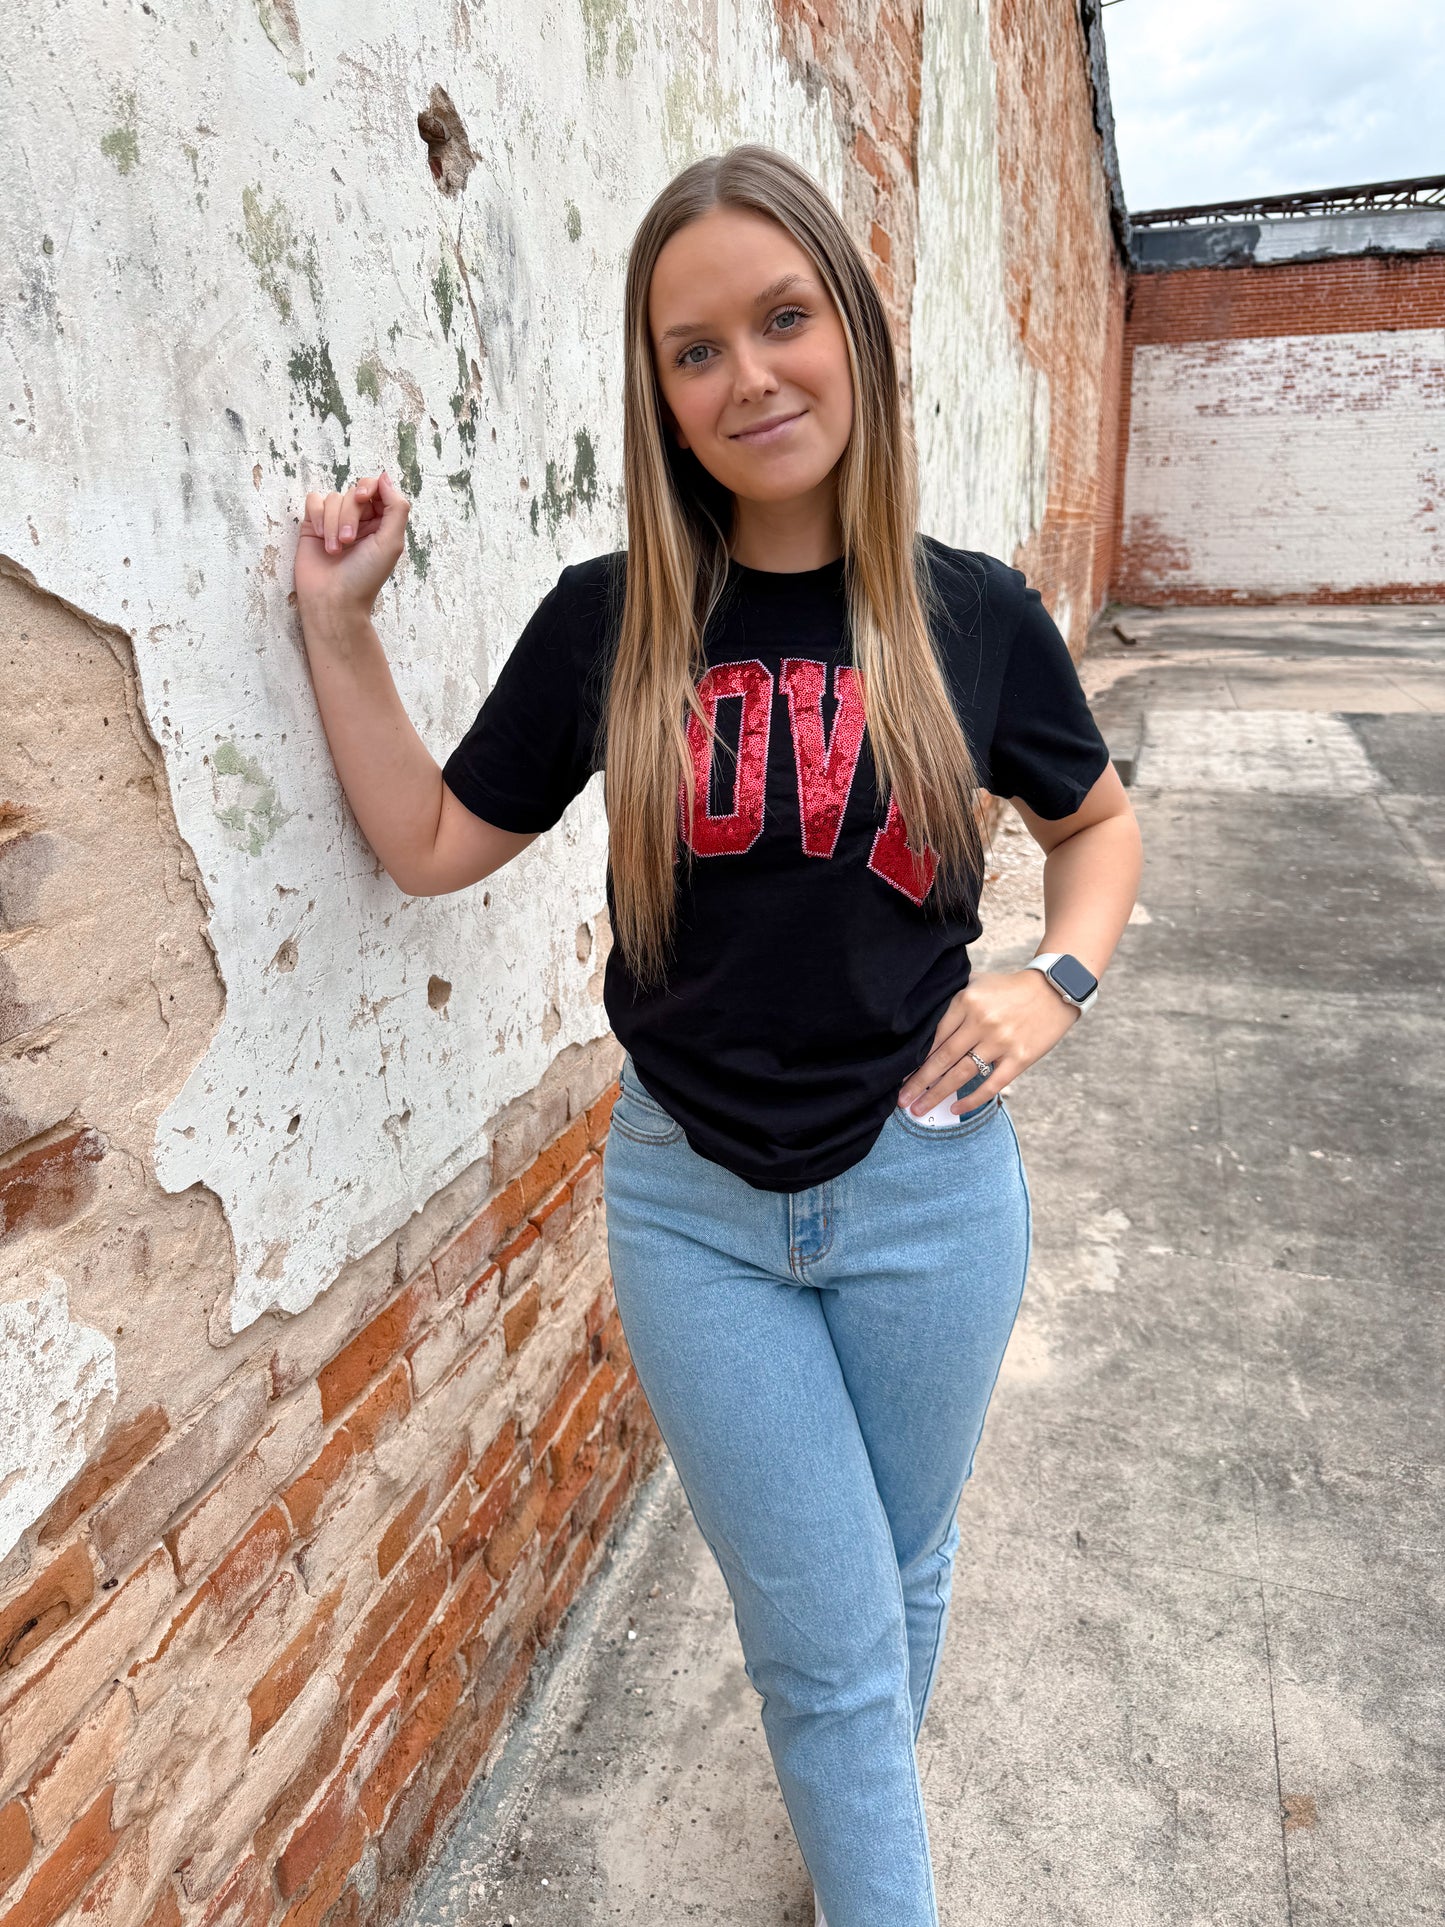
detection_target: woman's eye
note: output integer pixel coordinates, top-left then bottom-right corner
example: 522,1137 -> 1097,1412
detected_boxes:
677,343 -> 711,369
772,306 -> 808,332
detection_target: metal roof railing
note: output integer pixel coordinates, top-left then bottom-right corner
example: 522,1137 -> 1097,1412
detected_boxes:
1129,173 -> 1445,228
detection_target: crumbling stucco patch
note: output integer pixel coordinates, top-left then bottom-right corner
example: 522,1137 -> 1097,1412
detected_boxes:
0,1278 -> 117,1559
2,0 -> 846,1334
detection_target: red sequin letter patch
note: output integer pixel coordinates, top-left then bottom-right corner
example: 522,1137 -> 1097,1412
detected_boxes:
678,659 -> 774,856
867,791 -> 938,904
779,658 -> 868,858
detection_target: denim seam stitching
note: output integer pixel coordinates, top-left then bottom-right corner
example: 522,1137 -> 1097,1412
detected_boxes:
607,1116 -> 684,1147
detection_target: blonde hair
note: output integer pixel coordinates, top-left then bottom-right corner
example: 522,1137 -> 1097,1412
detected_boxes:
605,141 -> 986,988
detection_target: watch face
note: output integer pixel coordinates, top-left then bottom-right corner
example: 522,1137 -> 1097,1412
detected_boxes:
1050,954 -> 1098,1001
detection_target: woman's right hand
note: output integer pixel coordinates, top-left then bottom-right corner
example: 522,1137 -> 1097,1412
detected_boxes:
294,471 -> 410,622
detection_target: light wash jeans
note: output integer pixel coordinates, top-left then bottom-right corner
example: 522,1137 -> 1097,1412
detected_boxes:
602,1051 -> 1033,1927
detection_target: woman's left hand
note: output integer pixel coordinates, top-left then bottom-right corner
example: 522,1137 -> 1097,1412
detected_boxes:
897,968 -> 1080,1117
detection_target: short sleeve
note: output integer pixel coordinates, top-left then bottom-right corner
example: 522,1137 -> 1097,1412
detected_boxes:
441,566 -> 604,835
987,573 -> 1111,818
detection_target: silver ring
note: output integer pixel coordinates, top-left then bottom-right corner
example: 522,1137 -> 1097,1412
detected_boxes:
969,1050 -> 994,1078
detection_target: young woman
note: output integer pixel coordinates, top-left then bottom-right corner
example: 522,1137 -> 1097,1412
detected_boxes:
293,144 -> 1142,1927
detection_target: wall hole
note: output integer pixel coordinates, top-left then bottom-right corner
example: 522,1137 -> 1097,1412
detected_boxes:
417,86 -> 477,196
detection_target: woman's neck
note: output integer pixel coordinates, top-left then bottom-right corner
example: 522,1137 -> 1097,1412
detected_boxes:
727,486 -> 844,574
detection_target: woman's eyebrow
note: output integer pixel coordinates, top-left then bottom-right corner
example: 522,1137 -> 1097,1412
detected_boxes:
656,272 -> 817,345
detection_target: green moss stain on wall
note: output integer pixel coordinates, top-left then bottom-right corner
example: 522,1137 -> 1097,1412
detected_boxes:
529,427 -> 600,536
100,88 -> 140,175
355,356 -> 382,402
241,185 -> 323,322
579,0 -> 638,81
288,340 -> 352,438
405,521 -> 433,581
450,343 -> 480,460
432,254 -> 458,341
565,200 -> 583,243
396,421 -> 423,499
213,741 -> 294,855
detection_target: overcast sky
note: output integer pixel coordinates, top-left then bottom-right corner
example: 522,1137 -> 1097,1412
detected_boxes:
1098,1 -> 1445,213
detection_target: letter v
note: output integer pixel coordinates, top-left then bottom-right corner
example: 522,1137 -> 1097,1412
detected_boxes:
779,658 -> 868,858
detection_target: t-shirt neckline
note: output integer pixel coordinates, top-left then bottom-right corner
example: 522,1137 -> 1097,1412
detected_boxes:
725,552 -> 847,594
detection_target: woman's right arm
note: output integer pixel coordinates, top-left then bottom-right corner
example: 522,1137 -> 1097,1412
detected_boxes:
295,473 -> 535,898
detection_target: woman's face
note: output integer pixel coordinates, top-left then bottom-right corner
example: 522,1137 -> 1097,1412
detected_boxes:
648,205 -> 854,507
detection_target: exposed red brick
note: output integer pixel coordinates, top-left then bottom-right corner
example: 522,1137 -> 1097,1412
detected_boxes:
282,1366 -> 409,1541
0,1544 -> 95,1673
547,1363 -> 617,1482
251,1700 -> 348,1867
584,1087 -> 617,1150
0,1801 -> 32,1896
431,1184 -> 526,1298
318,1276 -> 432,1425
89,1372 -> 269,1581
138,1882 -> 183,1927
397,1560 -> 493,1707
529,1181 -> 572,1247
540,1434 -> 601,1541
204,1504 -> 292,1622
450,1448 -> 528,1576
471,1419 -> 519,1497
248,1582 -> 345,1744
588,1455 -> 636,1549
493,1221 -> 539,1292
377,1485 -> 431,1580
275,1799 -> 366,1927
0,1126 -> 104,1245
502,1281 -> 539,1354
345,1364 -> 411,1455
533,1356 -> 591,1461
518,1119 -> 590,1216
275,1779 -> 349,1901
0,1790 -> 117,1927
281,1429 -> 356,1539
195,1854 -> 272,1927
38,1408 -> 169,1546
482,1470 -> 547,1587
345,1555 -> 449,1729
539,1530 -> 596,1645
360,1667 -> 464,1833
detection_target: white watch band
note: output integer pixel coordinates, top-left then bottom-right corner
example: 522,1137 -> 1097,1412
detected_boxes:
1024,952 -> 1098,1015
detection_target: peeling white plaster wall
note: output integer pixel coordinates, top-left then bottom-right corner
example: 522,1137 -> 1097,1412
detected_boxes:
2,0 -> 843,1331
0,1280 -> 118,1560
912,0 -> 1049,558
1122,329 -> 1445,597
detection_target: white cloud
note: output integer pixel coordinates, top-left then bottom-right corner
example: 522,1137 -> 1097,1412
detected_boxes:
1099,1 -> 1445,212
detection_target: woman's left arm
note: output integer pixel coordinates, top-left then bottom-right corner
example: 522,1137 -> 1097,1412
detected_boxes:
898,763 -> 1143,1117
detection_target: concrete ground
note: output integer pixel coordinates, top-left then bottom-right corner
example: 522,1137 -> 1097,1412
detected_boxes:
405,604 -> 1445,1927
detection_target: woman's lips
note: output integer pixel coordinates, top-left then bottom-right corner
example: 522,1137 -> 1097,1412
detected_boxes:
729,410 -> 805,445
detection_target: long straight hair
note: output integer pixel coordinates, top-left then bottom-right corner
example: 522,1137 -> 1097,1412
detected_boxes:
605,142 -> 987,989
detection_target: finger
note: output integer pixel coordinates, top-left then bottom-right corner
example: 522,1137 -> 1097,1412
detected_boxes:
322,490 -> 343,554
373,470 -> 411,547
951,1057 -> 1015,1113
900,1020 -> 992,1109
337,483 -> 363,546
302,491 -> 327,540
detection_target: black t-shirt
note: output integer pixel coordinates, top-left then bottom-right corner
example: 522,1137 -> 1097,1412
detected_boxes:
441,537 -> 1110,1191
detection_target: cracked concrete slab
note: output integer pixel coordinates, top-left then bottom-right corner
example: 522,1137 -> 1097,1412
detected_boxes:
403,604 -> 1445,1926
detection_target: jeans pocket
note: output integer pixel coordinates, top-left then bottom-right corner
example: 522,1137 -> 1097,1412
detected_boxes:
892,1092 -> 1003,1142
611,1054 -> 685,1146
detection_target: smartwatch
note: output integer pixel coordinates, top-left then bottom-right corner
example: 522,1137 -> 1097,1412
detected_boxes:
1024,951 -> 1099,1015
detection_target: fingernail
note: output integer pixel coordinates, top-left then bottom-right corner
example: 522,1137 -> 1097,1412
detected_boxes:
340,524 -> 354,539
